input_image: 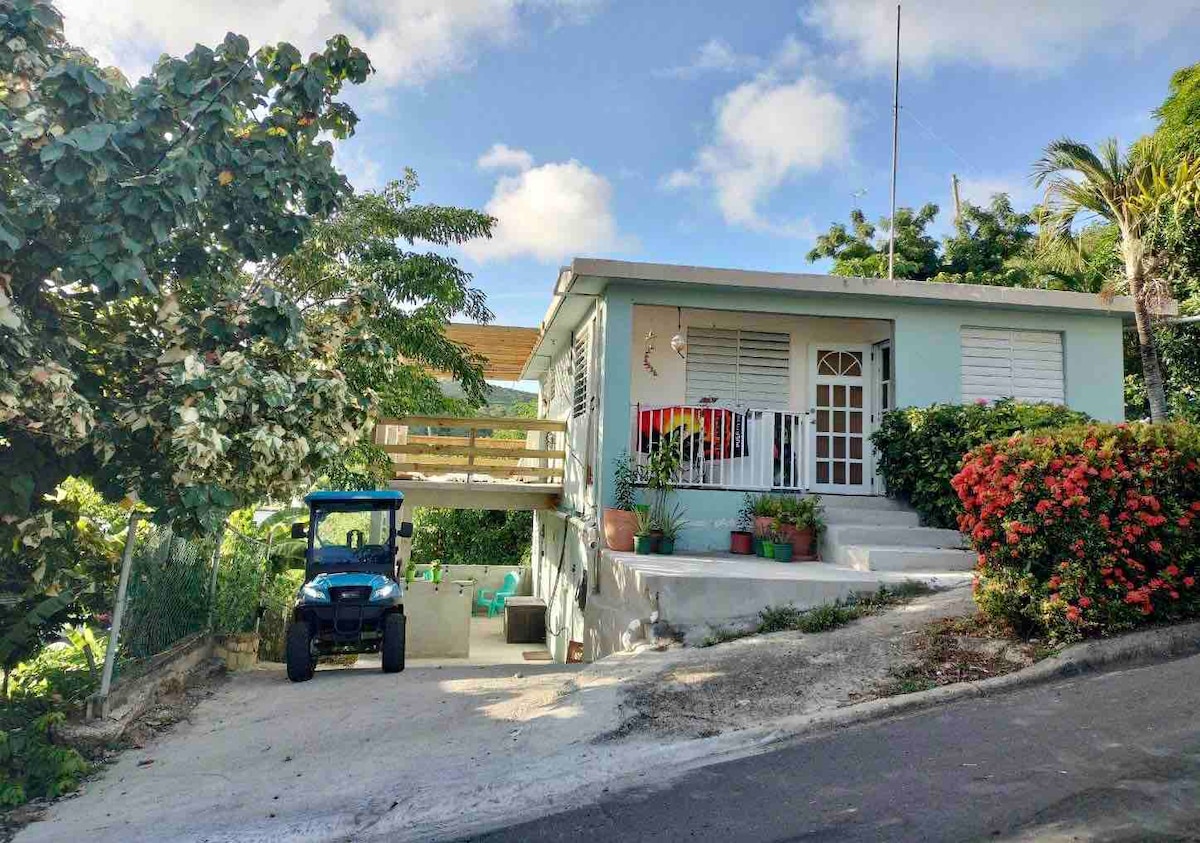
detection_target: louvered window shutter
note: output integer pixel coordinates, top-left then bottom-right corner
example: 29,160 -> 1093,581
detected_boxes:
686,327 -> 789,409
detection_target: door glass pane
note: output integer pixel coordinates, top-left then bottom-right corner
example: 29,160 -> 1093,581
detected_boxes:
833,384 -> 846,406
816,410 -> 830,432
849,438 -> 863,459
833,412 -> 846,433
849,411 -> 863,434
844,353 -> 863,377
882,384 -> 890,410
849,463 -> 863,484
816,436 -> 829,458
817,384 -> 830,405
818,352 -> 837,376
816,462 -> 829,483
833,462 -> 846,484
833,437 -> 846,459
850,386 -> 863,408
882,346 -> 891,380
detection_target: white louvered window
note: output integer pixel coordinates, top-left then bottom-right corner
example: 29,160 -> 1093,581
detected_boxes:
571,334 -> 589,418
961,327 -> 1064,404
685,327 -> 790,409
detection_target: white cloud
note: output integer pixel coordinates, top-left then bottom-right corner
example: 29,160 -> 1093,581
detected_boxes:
56,0 -> 602,88
657,38 -> 761,79
956,175 -> 1039,210
805,0 -> 1200,73
660,169 -> 702,191
464,151 -> 631,263
672,75 -> 851,233
477,143 -> 535,172
333,144 -> 384,191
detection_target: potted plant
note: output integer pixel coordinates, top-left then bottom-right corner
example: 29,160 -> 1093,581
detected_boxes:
769,520 -> 795,563
633,507 -> 655,555
656,501 -> 688,555
776,496 -> 824,560
749,494 -> 779,556
730,494 -> 755,555
604,451 -> 641,552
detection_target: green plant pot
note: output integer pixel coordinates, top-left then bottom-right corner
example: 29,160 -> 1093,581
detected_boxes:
657,537 -> 675,555
762,541 -> 775,559
772,542 -> 794,563
633,535 -> 653,554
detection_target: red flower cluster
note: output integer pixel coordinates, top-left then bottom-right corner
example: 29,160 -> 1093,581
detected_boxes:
951,423 -> 1200,639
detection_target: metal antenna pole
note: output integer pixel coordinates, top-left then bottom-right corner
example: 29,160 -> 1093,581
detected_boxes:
888,3 -> 901,280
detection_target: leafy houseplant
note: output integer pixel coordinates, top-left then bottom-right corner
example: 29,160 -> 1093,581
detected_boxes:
656,502 -> 688,556
604,451 -> 641,552
769,520 -> 794,563
730,494 -> 755,555
632,508 -> 655,555
749,493 -> 780,556
776,495 -> 824,560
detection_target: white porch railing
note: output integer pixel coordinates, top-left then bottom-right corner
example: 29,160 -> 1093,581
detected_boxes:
630,404 -> 810,492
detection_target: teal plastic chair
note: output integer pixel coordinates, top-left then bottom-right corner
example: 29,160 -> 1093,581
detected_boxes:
475,571 -> 520,617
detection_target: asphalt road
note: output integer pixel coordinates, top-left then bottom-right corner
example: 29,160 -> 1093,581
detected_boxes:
467,653 -> 1200,842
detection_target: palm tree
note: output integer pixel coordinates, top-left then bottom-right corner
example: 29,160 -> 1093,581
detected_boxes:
1033,138 -> 1200,422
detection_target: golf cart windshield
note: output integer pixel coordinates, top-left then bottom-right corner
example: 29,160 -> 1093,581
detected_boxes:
312,502 -> 395,569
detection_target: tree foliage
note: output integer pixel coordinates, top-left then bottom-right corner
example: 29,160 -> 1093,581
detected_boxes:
0,1 -> 495,662
806,203 -> 941,281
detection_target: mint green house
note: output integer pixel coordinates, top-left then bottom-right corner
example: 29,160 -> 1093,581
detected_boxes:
520,258 -> 1136,660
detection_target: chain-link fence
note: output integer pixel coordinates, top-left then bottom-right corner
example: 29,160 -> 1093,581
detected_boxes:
111,522 -> 218,684
96,516 -> 281,703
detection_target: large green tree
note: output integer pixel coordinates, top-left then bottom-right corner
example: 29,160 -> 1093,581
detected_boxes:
0,1 -> 493,663
1033,137 -> 1200,422
806,203 -> 941,281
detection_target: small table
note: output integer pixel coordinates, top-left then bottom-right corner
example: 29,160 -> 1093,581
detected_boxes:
504,596 -> 547,644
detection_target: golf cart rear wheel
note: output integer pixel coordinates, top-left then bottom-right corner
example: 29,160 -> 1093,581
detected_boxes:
286,622 -> 316,682
381,613 -> 405,673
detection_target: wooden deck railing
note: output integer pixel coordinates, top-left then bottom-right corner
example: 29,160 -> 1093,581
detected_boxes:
374,416 -> 568,483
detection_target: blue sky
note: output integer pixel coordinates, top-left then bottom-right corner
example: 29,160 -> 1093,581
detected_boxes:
62,0 -> 1200,331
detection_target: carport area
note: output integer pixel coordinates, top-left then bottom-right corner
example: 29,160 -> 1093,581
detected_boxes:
407,613 -> 551,667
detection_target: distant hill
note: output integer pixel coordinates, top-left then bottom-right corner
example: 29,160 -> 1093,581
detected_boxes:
439,380 -> 536,411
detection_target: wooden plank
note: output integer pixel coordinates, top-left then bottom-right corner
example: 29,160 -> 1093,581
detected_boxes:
381,416 -> 567,432
391,463 -> 564,479
406,435 -> 527,451
382,443 -> 566,460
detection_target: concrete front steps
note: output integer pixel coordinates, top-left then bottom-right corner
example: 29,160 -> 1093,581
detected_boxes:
819,496 -> 976,573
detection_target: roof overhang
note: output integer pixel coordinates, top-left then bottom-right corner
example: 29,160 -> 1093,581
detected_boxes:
443,323 -> 540,381
520,258 -> 1170,380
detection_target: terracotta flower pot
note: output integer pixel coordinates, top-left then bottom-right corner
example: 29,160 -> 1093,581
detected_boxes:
730,530 -> 754,555
779,525 -> 815,559
603,507 -> 638,552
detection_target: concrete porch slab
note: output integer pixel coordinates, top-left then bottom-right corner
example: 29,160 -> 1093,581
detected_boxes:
601,550 -> 973,630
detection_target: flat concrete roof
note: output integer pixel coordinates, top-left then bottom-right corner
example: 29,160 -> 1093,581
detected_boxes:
521,257 -> 1166,380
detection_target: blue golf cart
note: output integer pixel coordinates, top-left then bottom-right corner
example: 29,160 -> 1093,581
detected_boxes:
286,490 -> 413,682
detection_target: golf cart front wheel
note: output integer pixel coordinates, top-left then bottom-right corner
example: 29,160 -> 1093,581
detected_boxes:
286,622 -> 316,682
382,613 -> 405,673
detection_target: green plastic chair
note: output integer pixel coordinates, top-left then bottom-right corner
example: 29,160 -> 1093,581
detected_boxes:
475,571 -> 520,617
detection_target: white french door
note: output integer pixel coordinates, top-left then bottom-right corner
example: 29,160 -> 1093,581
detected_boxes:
809,345 -> 872,495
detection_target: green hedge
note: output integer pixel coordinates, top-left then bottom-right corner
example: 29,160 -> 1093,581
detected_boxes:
872,400 -> 1090,528
954,423 -> 1200,639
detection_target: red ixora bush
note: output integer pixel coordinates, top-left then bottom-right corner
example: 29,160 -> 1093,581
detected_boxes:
952,423 -> 1200,640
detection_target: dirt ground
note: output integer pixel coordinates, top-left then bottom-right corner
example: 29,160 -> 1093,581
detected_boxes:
612,583 -> 1014,738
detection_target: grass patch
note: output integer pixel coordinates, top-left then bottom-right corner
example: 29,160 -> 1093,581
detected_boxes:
702,581 -> 935,646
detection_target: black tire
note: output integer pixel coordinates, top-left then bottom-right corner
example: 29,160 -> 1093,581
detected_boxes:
285,622 -> 316,682
381,613 -> 405,673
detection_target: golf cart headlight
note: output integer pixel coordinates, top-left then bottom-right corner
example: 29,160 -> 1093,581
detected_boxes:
371,581 -> 400,602
301,583 -> 330,603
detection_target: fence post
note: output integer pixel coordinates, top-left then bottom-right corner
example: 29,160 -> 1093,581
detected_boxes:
98,512 -> 142,706
206,524 -> 226,632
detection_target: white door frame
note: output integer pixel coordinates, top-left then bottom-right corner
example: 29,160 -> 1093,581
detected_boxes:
808,343 -> 873,495
870,338 -> 892,493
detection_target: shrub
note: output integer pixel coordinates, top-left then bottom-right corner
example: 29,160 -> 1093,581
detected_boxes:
873,400 -> 1090,528
953,423 -> 1200,639
410,508 -> 532,565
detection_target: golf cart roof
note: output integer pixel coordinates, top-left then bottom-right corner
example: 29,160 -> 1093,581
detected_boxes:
304,490 -> 404,505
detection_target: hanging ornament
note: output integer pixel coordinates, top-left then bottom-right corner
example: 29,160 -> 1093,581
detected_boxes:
670,307 -> 686,358
642,331 -> 658,377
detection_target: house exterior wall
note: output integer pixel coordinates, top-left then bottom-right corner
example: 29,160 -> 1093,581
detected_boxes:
629,305 -> 891,412
594,281 -> 1125,552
